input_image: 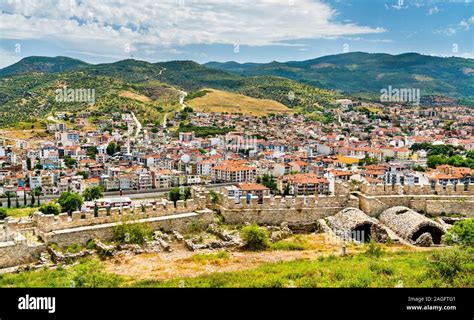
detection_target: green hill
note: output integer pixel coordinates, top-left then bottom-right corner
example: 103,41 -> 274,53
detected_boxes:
0,57 -> 341,127
0,56 -> 89,77
205,52 -> 474,100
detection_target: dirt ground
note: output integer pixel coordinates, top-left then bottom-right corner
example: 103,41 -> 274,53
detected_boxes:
104,234 -> 423,282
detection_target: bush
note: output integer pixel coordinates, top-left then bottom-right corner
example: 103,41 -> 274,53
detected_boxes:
443,218 -> 474,246
72,258 -> 122,288
241,224 -> 269,251
428,247 -> 474,284
85,239 -> 96,250
0,208 -> 7,219
113,222 -> 152,245
66,243 -> 82,254
364,239 -> 384,258
39,203 -> 61,216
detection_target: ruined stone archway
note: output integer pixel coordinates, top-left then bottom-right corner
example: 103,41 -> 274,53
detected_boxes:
411,225 -> 443,245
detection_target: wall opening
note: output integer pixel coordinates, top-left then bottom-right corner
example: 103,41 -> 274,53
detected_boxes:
411,225 -> 443,244
351,223 -> 372,243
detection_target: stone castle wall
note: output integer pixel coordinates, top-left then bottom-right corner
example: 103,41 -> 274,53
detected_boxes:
0,239 -> 46,269
216,190 -> 359,225
360,182 -> 474,197
5,199 -> 200,234
40,210 -> 214,248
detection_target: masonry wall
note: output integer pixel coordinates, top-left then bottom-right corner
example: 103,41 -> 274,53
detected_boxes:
357,193 -> 474,217
0,240 -> 46,269
40,209 -> 215,247
219,194 -> 359,225
4,199 -> 199,234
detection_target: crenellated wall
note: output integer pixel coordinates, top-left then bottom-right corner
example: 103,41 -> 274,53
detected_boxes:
216,191 -> 359,225
355,183 -> 474,217
360,182 -> 474,197
6,199 -> 199,234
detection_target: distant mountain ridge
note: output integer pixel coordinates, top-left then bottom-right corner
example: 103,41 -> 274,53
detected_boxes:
0,56 -> 89,77
205,52 -> 474,99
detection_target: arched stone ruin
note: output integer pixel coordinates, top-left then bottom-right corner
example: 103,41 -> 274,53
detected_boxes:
327,208 -> 389,243
379,206 -> 444,247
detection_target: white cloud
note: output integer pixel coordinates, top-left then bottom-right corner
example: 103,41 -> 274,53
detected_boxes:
427,6 -> 439,15
459,16 -> 474,30
0,0 -> 384,52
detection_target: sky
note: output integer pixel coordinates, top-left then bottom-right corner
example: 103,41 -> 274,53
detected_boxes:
0,0 -> 473,68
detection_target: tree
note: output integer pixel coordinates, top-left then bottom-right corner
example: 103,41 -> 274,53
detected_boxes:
4,191 -> 14,209
427,155 -> 448,169
77,171 -> 89,179
106,142 -> 118,156
83,186 -> 103,201
183,187 -> 192,201
0,208 -> 7,220
86,146 -> 98,159
34,187 -> 43,206
64,155 -> 77,169
168,187 -> 181,207
260,174 -> 278,194
58,192 -> 84,214
26,158 -> 32,170
39,203 -> 61,216
29,190 -> 36,206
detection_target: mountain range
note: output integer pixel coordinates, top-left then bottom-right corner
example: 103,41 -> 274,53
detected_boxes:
205,52 -> 474,99
0,52 -> 472,127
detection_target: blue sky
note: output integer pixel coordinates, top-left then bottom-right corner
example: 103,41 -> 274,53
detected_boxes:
0,0 -> 473,68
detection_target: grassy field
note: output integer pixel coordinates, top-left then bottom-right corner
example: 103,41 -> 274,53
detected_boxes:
1,207 -> 38,218
0,246 -> 471,288
187,89 -> 293,116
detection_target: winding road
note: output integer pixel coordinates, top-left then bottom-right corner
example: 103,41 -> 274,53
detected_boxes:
163,90 -> 188,128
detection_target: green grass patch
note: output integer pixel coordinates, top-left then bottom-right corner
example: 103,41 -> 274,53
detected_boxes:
189,251 -> 230,265
134,248 -> 473,288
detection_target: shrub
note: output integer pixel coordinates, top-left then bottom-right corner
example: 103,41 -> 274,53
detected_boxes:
364,239 -> 384,258
66,243 -> 82,254
85,239 -> 96,250
113,222 -> 152,245
72,258 -> 122,288
241,224 -> 269,251
39,203 -> 61,216
443,218 -> 474,246
0,208 -> 7,219
428,247 -> 474,284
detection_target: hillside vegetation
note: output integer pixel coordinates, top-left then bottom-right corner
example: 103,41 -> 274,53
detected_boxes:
0,57 -> 341,127
206,52 -> 474,101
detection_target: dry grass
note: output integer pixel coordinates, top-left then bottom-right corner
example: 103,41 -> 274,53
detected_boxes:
104,234 -> 416,283
119,91 -> 152,103
187,89 -> 293,116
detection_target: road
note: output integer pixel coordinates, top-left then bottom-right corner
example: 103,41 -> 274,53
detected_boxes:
163,90 -> 188,128
0,182 -> 234,207
131,111 -> 142,138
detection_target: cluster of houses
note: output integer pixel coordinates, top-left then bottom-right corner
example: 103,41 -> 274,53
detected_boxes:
0,103 -> 473,200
